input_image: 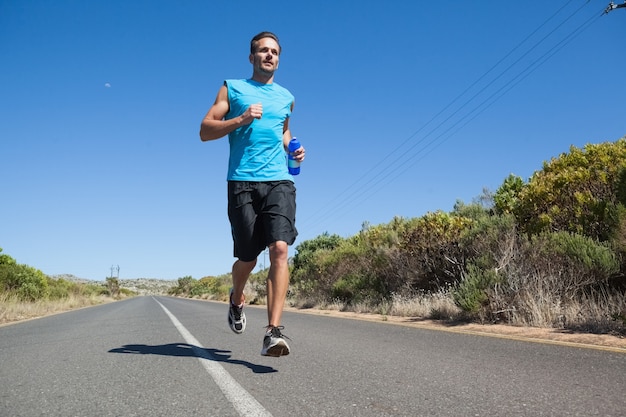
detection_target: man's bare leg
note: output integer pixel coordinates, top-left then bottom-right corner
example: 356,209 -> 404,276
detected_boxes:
231,259 -> 256,305
266,241 -> 289,326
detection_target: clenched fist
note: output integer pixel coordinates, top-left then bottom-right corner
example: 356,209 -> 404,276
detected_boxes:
242,102 -> 263,124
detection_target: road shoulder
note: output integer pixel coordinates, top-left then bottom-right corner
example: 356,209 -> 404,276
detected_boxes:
283,305 -> 626,353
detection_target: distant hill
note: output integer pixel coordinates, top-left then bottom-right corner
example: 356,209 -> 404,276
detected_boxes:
117,278 -> 177,295
49,274 -> 176,295
49,274 -> 93,284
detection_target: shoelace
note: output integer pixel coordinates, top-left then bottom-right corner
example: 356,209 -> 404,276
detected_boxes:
265,325 -> 291,340
230,303 -> 243,320
230,292 -> 244,320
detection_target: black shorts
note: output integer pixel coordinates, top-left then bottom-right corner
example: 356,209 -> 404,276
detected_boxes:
227,180 -> 298,262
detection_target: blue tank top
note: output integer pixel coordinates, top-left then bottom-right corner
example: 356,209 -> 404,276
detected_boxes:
225,79 -> 294,181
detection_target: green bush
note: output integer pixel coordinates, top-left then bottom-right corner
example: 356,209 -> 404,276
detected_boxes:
189,276 -> 220,297
292,233 -> 344,268
396,211 -> 474,291
84,283 -> 109,296
47,278 -> 73,300
514,139 -> 626,241
291,231 -> 391,303
459,212 -> 518,271
331,270 -> 385,303
45,277 -> 108,299
291,233 -> 345,292
493,174 -> 525,215
168,276 -> 196,296
0,248 -> 17,266
167,274 -> 231,299
0,262 -> 49,301
528,231 -> 620,291
119,288 -> 135,296
453,263 -> 501,313
291,213 -> 479,303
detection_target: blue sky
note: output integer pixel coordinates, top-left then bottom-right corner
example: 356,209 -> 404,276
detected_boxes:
1,0 -> 625,281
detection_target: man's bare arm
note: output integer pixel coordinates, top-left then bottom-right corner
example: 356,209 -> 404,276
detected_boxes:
200,85 -> 262,141
283,102 -> 305,162
282,101 -> 295,149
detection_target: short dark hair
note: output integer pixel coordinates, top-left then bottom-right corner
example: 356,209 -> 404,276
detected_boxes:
250,31 -> 281,55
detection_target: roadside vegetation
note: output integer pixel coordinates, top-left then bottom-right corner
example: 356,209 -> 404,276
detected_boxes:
4,138 -> 626,336
170,137 -> 626,336
0,252 -> 134,324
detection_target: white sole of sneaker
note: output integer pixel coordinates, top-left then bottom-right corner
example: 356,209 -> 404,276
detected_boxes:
228,312 -> 246,334
261,341 -> 290,357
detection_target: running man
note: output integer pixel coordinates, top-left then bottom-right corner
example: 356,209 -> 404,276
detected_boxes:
199,31 -> 305,357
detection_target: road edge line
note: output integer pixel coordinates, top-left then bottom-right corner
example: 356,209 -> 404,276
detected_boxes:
152,297 -> 273,417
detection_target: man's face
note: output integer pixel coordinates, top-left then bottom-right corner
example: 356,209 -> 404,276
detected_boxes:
250,37 -> 280,75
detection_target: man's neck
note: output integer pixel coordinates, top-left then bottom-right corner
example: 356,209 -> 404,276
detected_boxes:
251,72 -> 274,84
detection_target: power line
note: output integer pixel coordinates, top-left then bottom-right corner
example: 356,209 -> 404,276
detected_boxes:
352,5 -> 605,220
388,8 -> 605,177
299,1 -> 605,232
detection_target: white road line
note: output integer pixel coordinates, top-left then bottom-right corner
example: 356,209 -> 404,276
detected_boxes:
153,297 -> 273,417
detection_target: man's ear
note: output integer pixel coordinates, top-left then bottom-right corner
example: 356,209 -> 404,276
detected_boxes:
249,54 -> 254,64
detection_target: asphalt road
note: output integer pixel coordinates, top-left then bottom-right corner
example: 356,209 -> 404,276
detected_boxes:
0,296 -> 624,416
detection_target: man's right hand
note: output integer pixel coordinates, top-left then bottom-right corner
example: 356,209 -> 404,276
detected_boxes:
242,102 -> 263,124
200,87 -> 262,141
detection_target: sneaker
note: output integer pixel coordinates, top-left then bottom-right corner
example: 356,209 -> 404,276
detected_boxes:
228,289 -> 246,334
261,325 -> 291,357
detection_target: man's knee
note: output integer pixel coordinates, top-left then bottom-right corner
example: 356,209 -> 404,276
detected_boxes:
234,258 -> 257,273
268,241 -> 288,263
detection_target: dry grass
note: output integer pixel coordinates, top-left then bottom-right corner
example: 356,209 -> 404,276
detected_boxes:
483,269 -> 626,335
503,287 -> 626,335
287,290 -> 462,321
0,293 -> 114,325
286,284 -> 625,337
388,291 -> 462,319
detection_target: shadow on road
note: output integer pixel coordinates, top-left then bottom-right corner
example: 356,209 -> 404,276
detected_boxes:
108,343 -> 277,374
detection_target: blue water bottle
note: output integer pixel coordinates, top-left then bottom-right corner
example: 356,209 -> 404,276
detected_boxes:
288,137 -> 301,175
